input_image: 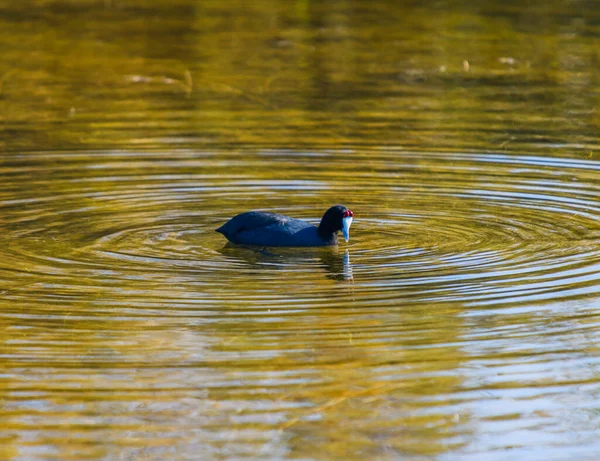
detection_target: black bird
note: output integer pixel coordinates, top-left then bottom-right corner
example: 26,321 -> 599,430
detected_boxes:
216,205 -> 354,247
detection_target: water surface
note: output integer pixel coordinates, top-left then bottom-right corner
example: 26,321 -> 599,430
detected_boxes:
1,1 -> 600,460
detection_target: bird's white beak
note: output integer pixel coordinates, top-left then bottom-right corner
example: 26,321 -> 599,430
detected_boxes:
342,216 -> 352,242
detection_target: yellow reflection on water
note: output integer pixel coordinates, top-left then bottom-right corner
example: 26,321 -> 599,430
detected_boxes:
1,1 -> 600,460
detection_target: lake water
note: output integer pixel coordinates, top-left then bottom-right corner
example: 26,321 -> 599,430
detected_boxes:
1,1 -> 600,460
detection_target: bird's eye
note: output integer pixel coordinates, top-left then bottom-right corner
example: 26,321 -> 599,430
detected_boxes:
343,210 -> 353,218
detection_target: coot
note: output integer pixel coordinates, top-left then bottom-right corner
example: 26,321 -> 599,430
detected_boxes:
216,205 -> 354,247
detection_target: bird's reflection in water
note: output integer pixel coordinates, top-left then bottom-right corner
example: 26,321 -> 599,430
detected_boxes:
219,244 -> 353,281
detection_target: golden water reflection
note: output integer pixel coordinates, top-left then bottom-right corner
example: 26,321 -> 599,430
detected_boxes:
2,1 -> 600,460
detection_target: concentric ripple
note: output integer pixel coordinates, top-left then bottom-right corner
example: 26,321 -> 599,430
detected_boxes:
3,149 -> 599,311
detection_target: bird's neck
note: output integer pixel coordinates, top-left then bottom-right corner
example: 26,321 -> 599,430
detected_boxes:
317,224 -> 337,243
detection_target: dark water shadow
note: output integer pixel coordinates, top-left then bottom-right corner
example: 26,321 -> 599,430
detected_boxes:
218,244 -> 353,281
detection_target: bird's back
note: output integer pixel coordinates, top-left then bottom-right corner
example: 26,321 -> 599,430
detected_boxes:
216,211 -> 332,246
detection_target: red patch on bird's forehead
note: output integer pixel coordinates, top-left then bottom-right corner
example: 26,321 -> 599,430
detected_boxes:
343,210 -> 354,218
